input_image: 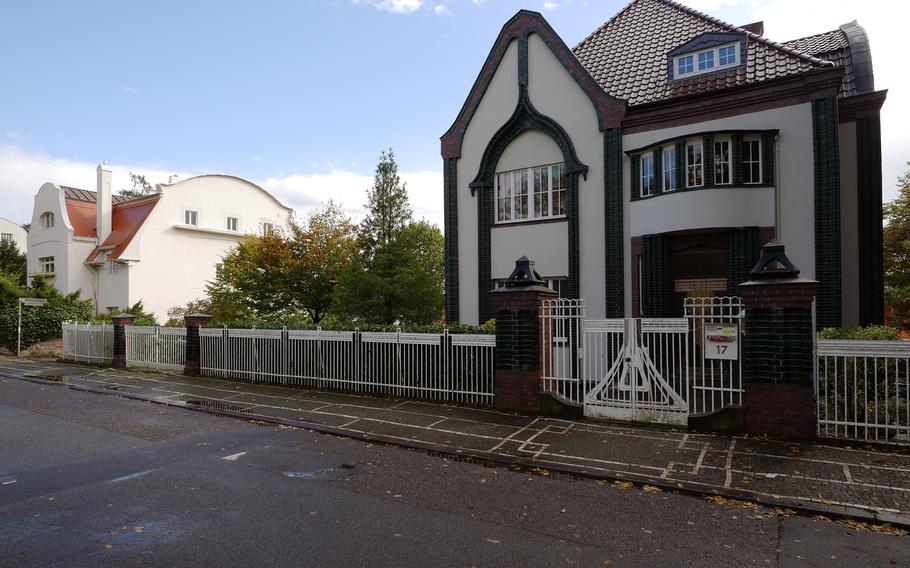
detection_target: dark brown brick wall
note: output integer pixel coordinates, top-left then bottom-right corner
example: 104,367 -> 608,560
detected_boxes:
746,383 -> 816,439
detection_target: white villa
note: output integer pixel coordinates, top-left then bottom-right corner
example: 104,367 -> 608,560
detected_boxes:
26,164 -> 293,320
0,217 -> 28,254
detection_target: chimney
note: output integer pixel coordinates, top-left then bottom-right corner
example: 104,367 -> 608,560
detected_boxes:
96,162 -> 113,242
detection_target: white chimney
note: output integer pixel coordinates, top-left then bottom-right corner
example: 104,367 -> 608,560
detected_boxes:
96,162 -> 113,242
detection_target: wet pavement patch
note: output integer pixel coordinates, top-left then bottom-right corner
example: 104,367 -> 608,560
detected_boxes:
183,399 -> 253,415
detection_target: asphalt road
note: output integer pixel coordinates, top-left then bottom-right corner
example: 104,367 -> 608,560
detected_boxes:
1,377 -> 907,567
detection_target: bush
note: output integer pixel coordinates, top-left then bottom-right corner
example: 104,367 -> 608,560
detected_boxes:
89,301 -> 157,326
0,274 -> 94,350
818,326 -> 902,340
209,317 -> 494,335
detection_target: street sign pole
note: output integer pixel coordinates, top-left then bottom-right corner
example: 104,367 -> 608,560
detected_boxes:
18,298 -> 49,358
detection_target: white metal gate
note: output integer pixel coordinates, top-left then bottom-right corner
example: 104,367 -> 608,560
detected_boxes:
541,297 -> 743,425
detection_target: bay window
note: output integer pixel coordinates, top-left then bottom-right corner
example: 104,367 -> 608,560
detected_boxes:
495,163 -> 566,223
743,139 -> 762,184
714,139 -> 731,185
662,146 -> 677,192
640,154 -> 655,197
686,141 -> 703,188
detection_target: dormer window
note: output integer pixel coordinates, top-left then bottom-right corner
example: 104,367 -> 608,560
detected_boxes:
672,41 -> 740,79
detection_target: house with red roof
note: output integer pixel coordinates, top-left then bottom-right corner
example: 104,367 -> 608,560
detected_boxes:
442,0 -> 885,330
26,164 -> 293,321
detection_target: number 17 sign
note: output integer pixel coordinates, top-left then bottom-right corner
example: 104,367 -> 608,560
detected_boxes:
704,324 -> 738,361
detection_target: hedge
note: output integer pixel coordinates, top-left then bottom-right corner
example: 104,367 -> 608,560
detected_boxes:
0,301 -> 94,350
818,325 -> 902,340
209,318 -> 495,335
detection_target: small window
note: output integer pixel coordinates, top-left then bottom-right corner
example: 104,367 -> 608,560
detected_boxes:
743,139 -> 762,184
686,141 -> 704,188
39,256 -> 55,274
662,146 -> 677,192
261,222 -> 275,236
41,212 -> 54,229
640,154 -> 655,197
718,45 -> 736,66
714,140 -> 731,185
677,55 -> 694,76
550,164 -> 566,216
1,233 -> 12,242
109,260 -> 119,274
185,210 -> 198,226
698,50 -> 714,71
226,216 -> 239,232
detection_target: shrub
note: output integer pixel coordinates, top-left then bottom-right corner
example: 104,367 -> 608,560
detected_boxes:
0,274 -> 94,350
89,301 -> 157,326
818,326 -> 902,340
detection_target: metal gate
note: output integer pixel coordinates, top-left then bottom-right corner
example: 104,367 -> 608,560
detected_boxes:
541,297 -> 743,425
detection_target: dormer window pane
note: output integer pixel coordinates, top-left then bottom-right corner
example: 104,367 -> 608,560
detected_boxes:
698,51 -> 714,71
719,45 -> 736,66
677,55 -> 694,76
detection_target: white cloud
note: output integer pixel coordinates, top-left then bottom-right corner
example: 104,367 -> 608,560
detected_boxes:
543,1 -> 559,9
121,84 -> 139,95
679,0 -> 909,200
0,145 -> 444,229
353,0 -> 423,14
434,4 -> 452,16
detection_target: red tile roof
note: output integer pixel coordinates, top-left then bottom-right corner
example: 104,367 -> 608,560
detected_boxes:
65,198 -> 98,238
84,195 -> 160,263
573,0 -> 835,106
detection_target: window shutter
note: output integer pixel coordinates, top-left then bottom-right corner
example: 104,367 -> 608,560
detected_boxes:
761,133 -> 775,186
630,155 -> 641,199
703,135 -> 715,187
731,135 -> 744,186
675,142 -> 685,189
652,149 -> 662,195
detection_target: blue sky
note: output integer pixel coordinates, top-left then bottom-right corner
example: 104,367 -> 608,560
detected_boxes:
1,0 -> 905,226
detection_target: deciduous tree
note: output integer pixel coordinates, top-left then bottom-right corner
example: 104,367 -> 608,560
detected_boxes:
884,164 -> 910,329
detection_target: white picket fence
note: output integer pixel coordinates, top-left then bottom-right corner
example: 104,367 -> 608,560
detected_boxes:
199,328 -> 496,405
125,326 -> 187,371
817,339 -> 910,444
61,323 -> 114,364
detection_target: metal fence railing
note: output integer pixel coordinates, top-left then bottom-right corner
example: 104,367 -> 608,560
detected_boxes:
817,339 -> 910,445
125,326 -> 187,372
61,323 -> 114,364
685,296 -> 744,415
199,327 -> 495,406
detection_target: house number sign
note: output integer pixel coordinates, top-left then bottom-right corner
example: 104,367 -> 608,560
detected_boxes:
704,324 -> 738,361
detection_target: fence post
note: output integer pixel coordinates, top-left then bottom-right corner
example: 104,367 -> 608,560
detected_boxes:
491,257 -> 557,413
739,241 -> 818,439
111,314 -> 136,369
184,313 -> 213,377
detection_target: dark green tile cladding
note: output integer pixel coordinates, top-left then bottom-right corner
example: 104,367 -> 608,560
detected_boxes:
604,128 -> 624,318
812,97 -> 842,328
743,308 -> 815,384
640,234 -> 673,317
444,158 -> 459,323
856,115 -> 885,326
727,227 -> 759,296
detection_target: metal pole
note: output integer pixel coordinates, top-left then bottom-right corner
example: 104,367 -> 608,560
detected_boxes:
17,300 -> 22,358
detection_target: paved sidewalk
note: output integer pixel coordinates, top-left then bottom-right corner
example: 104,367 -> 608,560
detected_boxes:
2,356 -> 909,527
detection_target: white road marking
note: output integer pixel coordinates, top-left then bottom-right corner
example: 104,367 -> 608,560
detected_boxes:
110,470 -> 156,483
222,452 -> 247,461
724,439 -> 737,488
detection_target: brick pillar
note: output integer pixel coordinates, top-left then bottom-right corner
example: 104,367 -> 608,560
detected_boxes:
111,313 -> 136,368
491,257 -> 557,413
740,242 -> 818,439
184,313 -> 213,377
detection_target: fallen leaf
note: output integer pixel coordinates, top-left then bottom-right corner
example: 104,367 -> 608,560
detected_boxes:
643,485 -> 661,494
104,544 -> 113,550
486,538 -> 501,544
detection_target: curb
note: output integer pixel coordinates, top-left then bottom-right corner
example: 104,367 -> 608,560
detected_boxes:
3,369 -> 909,531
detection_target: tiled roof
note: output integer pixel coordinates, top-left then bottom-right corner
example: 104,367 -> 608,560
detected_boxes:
782,29 -> 849,55
62,186 -> 131,204
573,0 -> 834,106
64,199 -> 97,238
84,195 -> 160,262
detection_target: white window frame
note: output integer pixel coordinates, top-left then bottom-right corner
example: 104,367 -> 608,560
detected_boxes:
686,140 -> 704,188
494,163 -> 567,224
41,212 -> 54,229
260,221 -> 275,236
662,146 -> 677,192
109,260 -> 120,275
640,154 -> 655,197
674,42 -> 740,79
743,138 -> 762,184
1,233 -> 12,243
714,138 -> 732,185
39,256 -> 55,274
184,209 -> 199,226
226,216 -> 239,232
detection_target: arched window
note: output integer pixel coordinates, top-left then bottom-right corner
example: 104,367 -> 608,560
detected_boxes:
40,211 -> 54,229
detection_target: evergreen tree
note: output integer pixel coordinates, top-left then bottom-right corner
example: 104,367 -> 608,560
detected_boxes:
359,148 -> 412,254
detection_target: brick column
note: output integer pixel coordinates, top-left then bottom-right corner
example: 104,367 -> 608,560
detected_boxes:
491,257 -> 557,413
111,313 -> 136,369
184,313 -> 213,377
739,242 -> 818,439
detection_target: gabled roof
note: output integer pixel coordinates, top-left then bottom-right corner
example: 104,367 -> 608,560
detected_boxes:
573,0 -> 835,106
782,29 -> 849,55
782,22 -> 874,98
84,195 -> 160,263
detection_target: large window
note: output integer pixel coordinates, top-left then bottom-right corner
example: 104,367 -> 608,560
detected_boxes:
40,212 -> 54,229
674,42 -> 740,79
640,154 -> 655,197
39,256 -> 55,274
662,146 -> 677,192
743,139 -> 762,184
495,163 -> 566,223
714,139 -> 731,185
686,141 -> 703,188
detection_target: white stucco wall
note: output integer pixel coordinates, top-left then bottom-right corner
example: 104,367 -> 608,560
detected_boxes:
630,187 -> 774,236
621,102 -> 816,313
456,39 -> 519,324
0,218 -> 27,253
839,120 -> 859,327
27,183 -> 72,294
125,175 -> 293,322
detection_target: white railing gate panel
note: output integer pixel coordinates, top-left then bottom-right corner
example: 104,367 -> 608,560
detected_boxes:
125,326 -> 187,371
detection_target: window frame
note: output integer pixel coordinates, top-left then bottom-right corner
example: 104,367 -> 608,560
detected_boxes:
39,256 -> 55,274
662,146 -> 677,192
184,209 -> 199,226
674,42 -> 740,79
260,222 -> 275,236
226,216 -> 239,232
743,138 -> 763,184
494,162 -> 567,224
640,154 -> 655,197
1,233 -> 12,243
714,138 -> 732,185
41,212 -> 55,229
686,140 -> 704,188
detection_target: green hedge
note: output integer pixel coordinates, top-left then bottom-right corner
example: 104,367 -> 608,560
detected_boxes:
818,326 -> 902,340
210,318 -> 495,335
0,301 -> 94,350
